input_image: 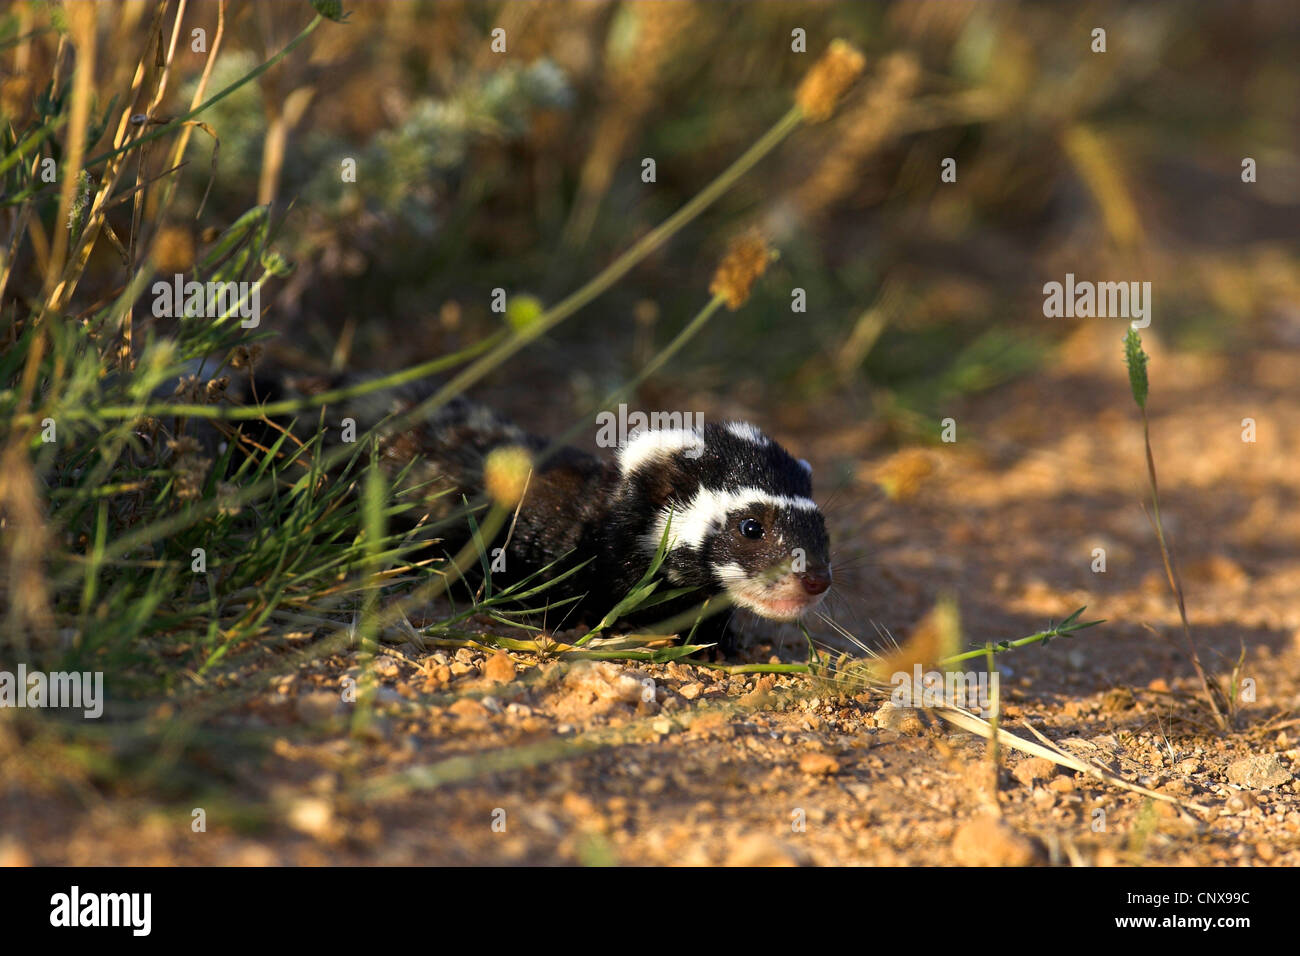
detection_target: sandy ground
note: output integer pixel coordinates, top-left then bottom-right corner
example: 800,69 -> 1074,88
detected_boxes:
3,323 -> 1299,866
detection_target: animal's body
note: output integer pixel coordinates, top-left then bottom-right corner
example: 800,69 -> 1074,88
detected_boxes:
383,395 -> 834,651
186,366 -> 833,653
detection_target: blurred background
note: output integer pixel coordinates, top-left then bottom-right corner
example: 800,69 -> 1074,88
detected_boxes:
5,0 -> 1297,444
3,0 -> 1300,868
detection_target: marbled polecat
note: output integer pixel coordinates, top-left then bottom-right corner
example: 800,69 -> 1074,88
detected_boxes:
177,368 -> 833,653
386,396 -> 834,650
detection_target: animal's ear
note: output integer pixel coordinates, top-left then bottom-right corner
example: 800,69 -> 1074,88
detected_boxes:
798,458 -> 813,476
617,430 -> 703,511
627,453 -> 693,512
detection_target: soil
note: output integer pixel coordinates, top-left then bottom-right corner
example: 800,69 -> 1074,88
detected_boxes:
3,322 -> 1299,866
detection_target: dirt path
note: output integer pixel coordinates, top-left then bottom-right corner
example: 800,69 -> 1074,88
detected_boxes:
5,324 -> 1298,866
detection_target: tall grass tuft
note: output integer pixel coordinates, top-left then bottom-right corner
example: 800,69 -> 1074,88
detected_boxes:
1122,328 -> 1231,730
0,8 -> 875,799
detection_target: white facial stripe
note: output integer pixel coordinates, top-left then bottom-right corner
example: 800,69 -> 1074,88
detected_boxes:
641,486 -> 819,554
618,428 -> 704,475
724,422 -> 769,445
714,562 -> 749,585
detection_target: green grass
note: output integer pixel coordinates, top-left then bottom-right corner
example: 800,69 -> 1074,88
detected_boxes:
1123,327 -> 1233,731
0,12 -> 878,799
2,2 -> 1255,827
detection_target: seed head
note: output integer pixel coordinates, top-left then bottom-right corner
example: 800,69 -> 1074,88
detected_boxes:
796,39 -> 867,122
483,445 -> 533,508
709,230 -> 771,311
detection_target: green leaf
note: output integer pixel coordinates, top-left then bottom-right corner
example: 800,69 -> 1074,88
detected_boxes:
198,205 -> 269,277
577,511 -> 676,644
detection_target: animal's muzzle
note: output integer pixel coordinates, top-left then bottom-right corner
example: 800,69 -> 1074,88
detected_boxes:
798,567 -> 832,596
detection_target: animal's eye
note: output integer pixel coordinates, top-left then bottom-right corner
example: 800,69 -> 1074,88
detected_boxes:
738,518 -> 764,540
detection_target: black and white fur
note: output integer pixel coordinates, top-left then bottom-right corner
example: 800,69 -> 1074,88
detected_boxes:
398,399 -> 834,650
175,366 -> 833,654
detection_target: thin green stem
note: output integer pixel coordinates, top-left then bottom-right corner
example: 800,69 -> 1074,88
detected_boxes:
548,294 -> 726,453
47,105 -> 805,591
22,332 -> 505,424
388,107 -> 802,438
0,113 -> 69,178
937,609 -> 1103,666
1141,409 -> 1228,729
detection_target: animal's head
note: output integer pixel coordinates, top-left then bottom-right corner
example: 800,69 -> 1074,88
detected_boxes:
619,422 -> 831,620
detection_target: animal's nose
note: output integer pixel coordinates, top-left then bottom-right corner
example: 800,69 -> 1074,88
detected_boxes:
798,567 -> 831,595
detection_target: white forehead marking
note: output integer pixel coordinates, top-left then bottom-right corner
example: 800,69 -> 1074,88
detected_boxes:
618,428 -> 705,475
797,458 -> 812,475
640,486 -> 819,554
724,422 -> 769,445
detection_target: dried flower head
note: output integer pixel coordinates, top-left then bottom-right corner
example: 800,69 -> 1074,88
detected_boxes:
166,437 -> 211,501
172,458 -> 211,500
795,51 -> 920,218
205,376 -> 230,402
439,301 -> 462,330
166,436 -> 202,457
796,39 -> 867,122
483,445 -> 533,508
872,447 -> 934,502
153,225 -> 195,274
229,344 -> 264,369
173,374 -> 204,403
216,481 -> 242,516
709,231 -> 771,310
